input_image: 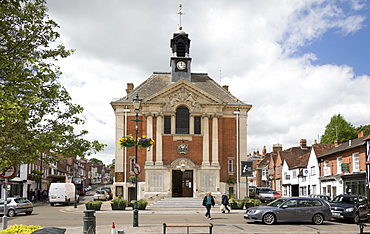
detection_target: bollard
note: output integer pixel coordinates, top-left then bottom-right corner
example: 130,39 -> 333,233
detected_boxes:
83,210 -> 96,234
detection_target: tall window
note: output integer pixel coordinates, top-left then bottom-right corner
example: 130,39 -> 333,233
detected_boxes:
228,159 -> 233,173
310,166 -> 316,176
176,106 -> 189,134
353,153 -> 360,172
164,116 -> 171,134
277,166 -> 281,175
337,157 -> 342,174
194,116 -> 201,134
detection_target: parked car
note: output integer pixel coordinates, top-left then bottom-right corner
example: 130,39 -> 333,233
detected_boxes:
84,185 -> 92,192
93,190 -> 109,201
330,194 -> 370,223
308,194 -> 331,202
244,197 -> 332,225
272,191 -> 282,200
250,187 -> 274,203
0,197 -> 33,217
101,187 -> 113,199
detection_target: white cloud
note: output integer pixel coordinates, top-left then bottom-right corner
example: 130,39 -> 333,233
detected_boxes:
47,0 -> 370,164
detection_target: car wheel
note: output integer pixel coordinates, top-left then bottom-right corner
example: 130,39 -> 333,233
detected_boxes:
262,213 -> 275,225
7,209 -> 15,217
353,212 -> 360,223
25,211 -> 32,215
50,203 -> 55,206
312,213 -> 324,225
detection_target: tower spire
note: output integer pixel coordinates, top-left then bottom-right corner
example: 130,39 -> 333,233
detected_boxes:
177,4 -> 185,30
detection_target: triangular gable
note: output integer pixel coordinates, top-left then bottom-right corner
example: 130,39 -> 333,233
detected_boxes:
145,79 -> 223,112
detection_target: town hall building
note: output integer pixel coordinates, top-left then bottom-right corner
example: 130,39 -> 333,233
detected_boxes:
111,26 -> 252,202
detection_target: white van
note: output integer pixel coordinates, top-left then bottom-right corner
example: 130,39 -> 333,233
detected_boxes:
49,183 -> 79,206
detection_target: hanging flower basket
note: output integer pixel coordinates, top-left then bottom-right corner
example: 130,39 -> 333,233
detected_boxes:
137,136 -> 154,150
119,135 -> 137,148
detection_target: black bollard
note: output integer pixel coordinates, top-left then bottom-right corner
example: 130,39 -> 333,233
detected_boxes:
83,210 -> 96,234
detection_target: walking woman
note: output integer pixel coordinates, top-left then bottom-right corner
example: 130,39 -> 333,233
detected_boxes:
202,192 -> 215,220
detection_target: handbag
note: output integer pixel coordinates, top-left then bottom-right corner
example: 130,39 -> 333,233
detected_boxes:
220,204 -> 226,211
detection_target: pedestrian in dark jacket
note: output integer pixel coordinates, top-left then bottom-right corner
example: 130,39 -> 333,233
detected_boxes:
202,191 -> 215,220
221,193 -> 230,213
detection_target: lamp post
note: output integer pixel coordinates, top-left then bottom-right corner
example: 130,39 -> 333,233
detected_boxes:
132,94 -> 142,227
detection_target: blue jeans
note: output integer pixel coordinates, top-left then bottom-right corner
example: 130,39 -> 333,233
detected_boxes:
205,205 -> 212,218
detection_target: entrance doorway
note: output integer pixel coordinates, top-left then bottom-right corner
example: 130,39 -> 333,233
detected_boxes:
172,170 -> 193,197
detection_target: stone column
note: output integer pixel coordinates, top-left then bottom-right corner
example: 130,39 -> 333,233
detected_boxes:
202,115 -> 210,166
211,115 -> 219,166
189,115 -> 194,134
155,115 -> 163,165
146,114 -> 154,165
115,109 -> 125,173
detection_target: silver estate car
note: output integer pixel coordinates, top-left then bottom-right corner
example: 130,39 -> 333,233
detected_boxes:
244,197 -> 332,225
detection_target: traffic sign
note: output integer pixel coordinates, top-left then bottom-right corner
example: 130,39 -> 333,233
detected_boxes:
133,163 -> 141,175
0,166 -> 17,179
241,161 -> 253,177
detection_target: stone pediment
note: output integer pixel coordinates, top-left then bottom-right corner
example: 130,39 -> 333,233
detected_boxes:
145,79 -> 223,112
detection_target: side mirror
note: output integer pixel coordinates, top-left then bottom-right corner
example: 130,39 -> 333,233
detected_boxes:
281,205 -> 288,209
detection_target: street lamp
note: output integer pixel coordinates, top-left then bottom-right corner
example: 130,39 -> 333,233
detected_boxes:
132,94 -> 142,227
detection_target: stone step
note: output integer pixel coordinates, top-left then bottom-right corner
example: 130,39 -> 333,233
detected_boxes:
148,197 -> 209,208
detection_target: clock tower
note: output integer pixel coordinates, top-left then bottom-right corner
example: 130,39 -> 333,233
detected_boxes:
170,27 -> 192,82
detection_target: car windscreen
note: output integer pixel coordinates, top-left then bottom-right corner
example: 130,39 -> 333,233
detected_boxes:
258,188 -> 272,194
332,196 -> 357,204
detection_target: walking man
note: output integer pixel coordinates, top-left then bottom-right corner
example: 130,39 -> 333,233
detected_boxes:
221,192 -> 230,213
202,191 -> 215,220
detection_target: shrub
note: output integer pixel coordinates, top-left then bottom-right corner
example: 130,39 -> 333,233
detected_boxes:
111,195 -> 128,205
0,224 -> 40,234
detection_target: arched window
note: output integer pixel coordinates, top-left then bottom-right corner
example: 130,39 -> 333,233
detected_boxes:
176,106 -> 189,134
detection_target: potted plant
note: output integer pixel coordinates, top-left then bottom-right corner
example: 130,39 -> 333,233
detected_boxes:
229,199 -> 244,209
119,134 -> 136,148
137,136 -> 154,150
137,199 -> 148,210
226,176 -> 236,185
110,195 -> 128,210
85,200 -> 103,211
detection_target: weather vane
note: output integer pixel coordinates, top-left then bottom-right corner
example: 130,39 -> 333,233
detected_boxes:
177,4 -> 184,30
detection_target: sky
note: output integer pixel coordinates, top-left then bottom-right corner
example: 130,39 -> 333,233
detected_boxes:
46,0 -> 370,165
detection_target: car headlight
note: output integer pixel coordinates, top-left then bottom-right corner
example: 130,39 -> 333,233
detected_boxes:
345,207 -> 354,212
248,209 -> 260,214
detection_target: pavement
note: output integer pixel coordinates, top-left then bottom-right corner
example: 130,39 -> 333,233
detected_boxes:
56,202 -> 364,234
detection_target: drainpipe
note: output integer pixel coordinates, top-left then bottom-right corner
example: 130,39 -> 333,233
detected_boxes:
234,109 -> 240,199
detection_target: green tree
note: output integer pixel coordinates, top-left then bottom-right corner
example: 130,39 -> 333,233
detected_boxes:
356,125 -> 370,136
88,158 -> 103,165
0,0 -> 106,169
108,159 -> 115,169
320,114 -> 357,144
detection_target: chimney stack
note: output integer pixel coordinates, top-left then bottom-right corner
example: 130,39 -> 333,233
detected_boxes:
222,85 -> 229,91
262,146 -> 267,156
358,131 -> 364,138
300,139 -> 307,149
126,83 -> 134,95
334,139 -> 342,147
273,144 -> 282,153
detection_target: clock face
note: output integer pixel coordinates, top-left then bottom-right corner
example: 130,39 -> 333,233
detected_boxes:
176,61 -> 186,70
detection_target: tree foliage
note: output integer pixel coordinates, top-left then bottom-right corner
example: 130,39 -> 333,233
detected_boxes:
88,158 -> 103,165
320,114 -> 357,144
0,0 -> 106,169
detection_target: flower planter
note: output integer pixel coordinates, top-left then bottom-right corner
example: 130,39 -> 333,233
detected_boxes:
85,204 -> 102,211
230,203 -> 244,209
111,203 -> 126,210
245,202 -> 254,208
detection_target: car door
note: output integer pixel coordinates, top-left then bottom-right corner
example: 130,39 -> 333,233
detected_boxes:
357,196 -> 369,219
296,199 -> 315,221
277,199 -> 298,221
